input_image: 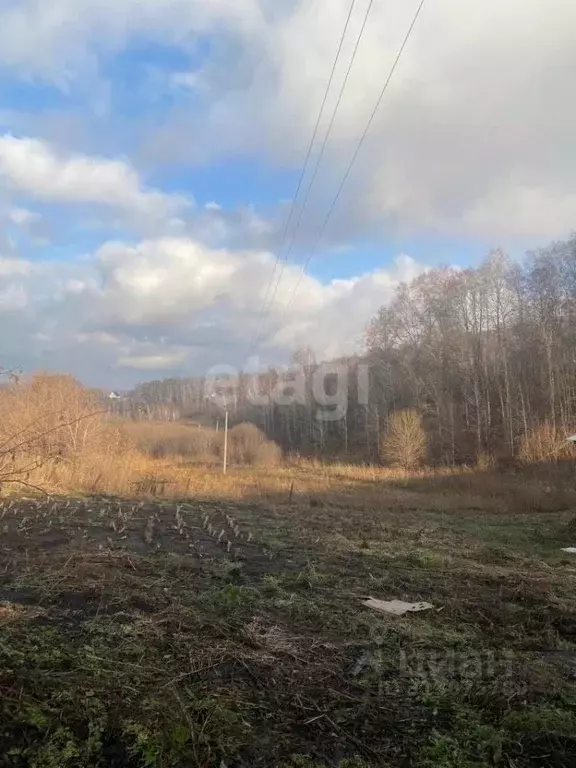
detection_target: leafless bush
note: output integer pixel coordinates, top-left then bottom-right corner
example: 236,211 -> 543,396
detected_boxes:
119,419 -> 281,467
380,409 -> 427,470
226,423 -> 281,466
0,372 -> 123,491
476,451 -> 496,471
254,440 -> 283,466
518,422 -> 575,464
0,369 -> 285,496
119,420 -> 218,462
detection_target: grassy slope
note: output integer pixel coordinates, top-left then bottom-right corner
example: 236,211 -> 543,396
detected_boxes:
0,466 -> 575,767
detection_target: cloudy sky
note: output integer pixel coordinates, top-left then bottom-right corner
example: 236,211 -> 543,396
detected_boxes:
0,0 -> 574,387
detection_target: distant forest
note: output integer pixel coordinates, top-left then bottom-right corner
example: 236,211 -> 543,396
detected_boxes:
109,235 -> 576,464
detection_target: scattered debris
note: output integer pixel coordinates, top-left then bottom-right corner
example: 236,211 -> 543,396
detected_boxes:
362,597 -> 434,616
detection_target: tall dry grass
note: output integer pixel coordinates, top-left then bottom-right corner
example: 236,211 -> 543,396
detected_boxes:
119,420 -> 219,461
518,422 -> 576,464
226,422 -> 282,466
0,371 -> 411,501
0,374 -> 282,497
119,419 -> 281,466
0,373 -> 127,493
2,372 -> 575,515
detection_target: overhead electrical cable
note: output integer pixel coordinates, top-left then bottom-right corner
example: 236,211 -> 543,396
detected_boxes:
264,0 -> 377,311
280,0 -> 427,321
255,0 -> 360,327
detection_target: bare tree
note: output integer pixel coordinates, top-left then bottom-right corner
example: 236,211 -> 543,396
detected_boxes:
96,235 -> 576,466
381,409 -> 427,470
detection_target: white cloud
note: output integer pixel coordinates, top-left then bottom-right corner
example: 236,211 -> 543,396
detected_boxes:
9,207 -> 40,226
0,235 -> 425,384
0,0 -> 266,79
6,206 -> 53,244
171,70 -> 206,91
94,237 -> 246,324
0,256 -> 33,314
269,254 -> 425,357
90,236 -> 421,341
142,0 -> 576,240
0,134 -> 186,220
0,283 -> 28,310
0,1 -> 573,238
453,186 -> 576,239
0,0 -> 573,383
0,256 -> 32,276
117,350 -> 190,371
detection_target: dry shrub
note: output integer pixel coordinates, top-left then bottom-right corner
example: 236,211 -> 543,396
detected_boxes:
518,422 -> 575,464
0,372 -> 284,496
120,420 -> 218,461
0,372 -> 125,491
226,423 -> 281,466
120,419 -> 281,469
0,373 -> 109,454
476,451 -> 496,471
380,409 -> 427,470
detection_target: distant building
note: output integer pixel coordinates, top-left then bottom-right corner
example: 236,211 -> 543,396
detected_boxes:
108,391 -> 121,399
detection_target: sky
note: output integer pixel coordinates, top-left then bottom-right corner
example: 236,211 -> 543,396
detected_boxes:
0,0 -> 574,388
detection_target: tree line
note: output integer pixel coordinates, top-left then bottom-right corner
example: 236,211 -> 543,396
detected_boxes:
110,235 -> 576,464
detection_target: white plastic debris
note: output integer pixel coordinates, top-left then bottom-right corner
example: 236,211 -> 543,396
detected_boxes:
362,598 -> 433,616
561,547 -> 576,554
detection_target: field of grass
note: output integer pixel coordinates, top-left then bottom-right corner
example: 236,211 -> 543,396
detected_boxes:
118,420 -> 222,462
0,463 -> 575,767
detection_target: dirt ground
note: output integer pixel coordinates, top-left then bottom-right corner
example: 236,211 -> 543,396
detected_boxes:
0,473 -> 575,767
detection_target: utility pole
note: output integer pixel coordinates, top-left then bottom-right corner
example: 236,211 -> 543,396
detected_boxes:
223,409 -> 229,475
209,390 -> 229,475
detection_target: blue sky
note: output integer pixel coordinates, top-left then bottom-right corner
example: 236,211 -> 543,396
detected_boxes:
0,0 -> 574,387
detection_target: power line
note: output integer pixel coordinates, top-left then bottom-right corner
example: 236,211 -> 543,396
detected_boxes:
281,0 -> 427,319
256,0 -> 360,325
265,0 -> 377,311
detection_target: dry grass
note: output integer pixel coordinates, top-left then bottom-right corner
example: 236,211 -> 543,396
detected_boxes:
3,378 -> 576,765
7,438 -> 576,523
0,372 -> 127,493
0,375 -> 281,497
0,468 -> 575,765
2,375 -> 576,524
1,386 -> 576,766
118,419 -> 281,466
519,422 -> 576,463
227,422 -> 282,466
119,420 -> 220,462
